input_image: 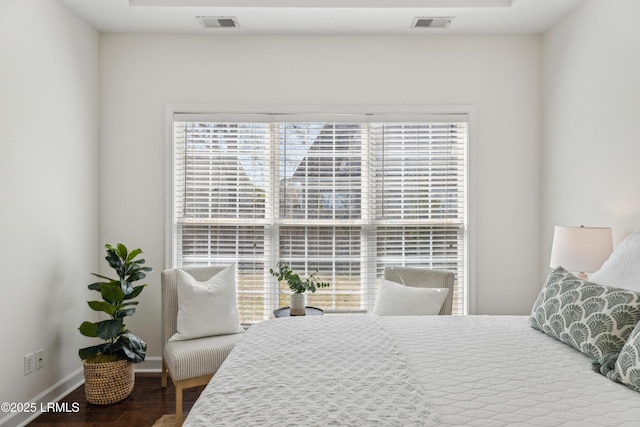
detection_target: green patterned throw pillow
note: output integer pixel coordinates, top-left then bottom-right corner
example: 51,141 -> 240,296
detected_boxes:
614,321 -> 640,391
530,267 -> 640,360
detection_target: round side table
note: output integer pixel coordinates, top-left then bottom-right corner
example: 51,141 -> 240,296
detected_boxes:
273,306 -> 324,318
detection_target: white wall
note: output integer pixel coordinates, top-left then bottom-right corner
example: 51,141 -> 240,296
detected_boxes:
99,33 -> 543,359
542,0 -> 640,279
0,0 -> 99,424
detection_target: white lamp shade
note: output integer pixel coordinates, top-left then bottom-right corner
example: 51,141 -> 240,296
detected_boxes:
550,226 -> 613,273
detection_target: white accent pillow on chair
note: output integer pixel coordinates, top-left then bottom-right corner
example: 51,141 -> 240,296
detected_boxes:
170,264 -> 244,341
373,278 -> 449,316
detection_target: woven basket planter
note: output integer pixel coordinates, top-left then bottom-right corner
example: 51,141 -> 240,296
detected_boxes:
83,359 -> 135,405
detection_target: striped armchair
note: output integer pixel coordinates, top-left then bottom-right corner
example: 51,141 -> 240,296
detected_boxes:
383,266 -> 455,315
161,266 -> 244,425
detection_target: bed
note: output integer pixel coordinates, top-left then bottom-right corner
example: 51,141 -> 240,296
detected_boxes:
184,314 -> 640,426
184,231 -> 640,426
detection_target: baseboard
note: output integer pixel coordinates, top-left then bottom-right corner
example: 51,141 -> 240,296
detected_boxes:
1,367 -> 84,427
135,356 -> 162,372
1,358 -> 162,427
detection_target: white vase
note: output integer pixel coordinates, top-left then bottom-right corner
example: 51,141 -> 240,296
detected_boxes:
290,293 -> 306,316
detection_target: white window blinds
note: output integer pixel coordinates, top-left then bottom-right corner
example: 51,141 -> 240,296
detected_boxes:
172,114 -> 467,322
370,122 -> 466,314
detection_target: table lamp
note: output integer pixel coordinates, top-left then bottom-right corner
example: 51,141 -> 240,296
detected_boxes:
549,225 -> 613,279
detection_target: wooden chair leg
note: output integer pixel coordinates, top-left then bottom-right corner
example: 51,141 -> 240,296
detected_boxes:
161,360 -> 167,388
176,384 -> 184,426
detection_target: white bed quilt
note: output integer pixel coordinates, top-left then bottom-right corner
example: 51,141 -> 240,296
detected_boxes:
185,315 -> 640,426
383,315 -> 640,426
185,315 -> 439,426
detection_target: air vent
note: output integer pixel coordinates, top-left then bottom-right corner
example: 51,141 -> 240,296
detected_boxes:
411,17 -> 454,29
196,16 -> 240,29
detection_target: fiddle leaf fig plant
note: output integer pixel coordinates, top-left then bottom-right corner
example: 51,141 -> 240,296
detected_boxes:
270,261 -> 330,294
79,243 -> 152,364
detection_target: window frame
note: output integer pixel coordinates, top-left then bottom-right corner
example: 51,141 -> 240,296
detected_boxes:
165,105 -> 476,318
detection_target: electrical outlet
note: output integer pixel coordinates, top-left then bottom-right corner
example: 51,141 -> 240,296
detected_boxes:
24,353 -> 35,375
35,348 -> 44,370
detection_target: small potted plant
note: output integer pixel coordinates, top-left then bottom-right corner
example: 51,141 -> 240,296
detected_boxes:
78,243 -> 152,405
270,262 -> 329,315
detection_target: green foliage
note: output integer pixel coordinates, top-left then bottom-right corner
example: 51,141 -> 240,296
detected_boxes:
79,243 -> 152,364
270,261 -> 330,294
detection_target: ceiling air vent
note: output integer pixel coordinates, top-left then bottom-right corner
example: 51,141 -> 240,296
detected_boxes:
196,16 -> 240,29
411,17 -> 454,29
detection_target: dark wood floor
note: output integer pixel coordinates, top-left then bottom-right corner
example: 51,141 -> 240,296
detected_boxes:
28,373 -> 205,427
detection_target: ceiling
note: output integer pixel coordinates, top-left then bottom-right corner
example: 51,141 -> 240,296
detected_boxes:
60,0 -> 586,35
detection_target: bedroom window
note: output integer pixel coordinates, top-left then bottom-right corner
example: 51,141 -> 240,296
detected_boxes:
171,113 -> 467,322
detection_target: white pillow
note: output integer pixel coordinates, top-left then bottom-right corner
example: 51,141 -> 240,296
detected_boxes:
170,265 -> 244,341
590,230 -> 640,292
373,278 -> 449,316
